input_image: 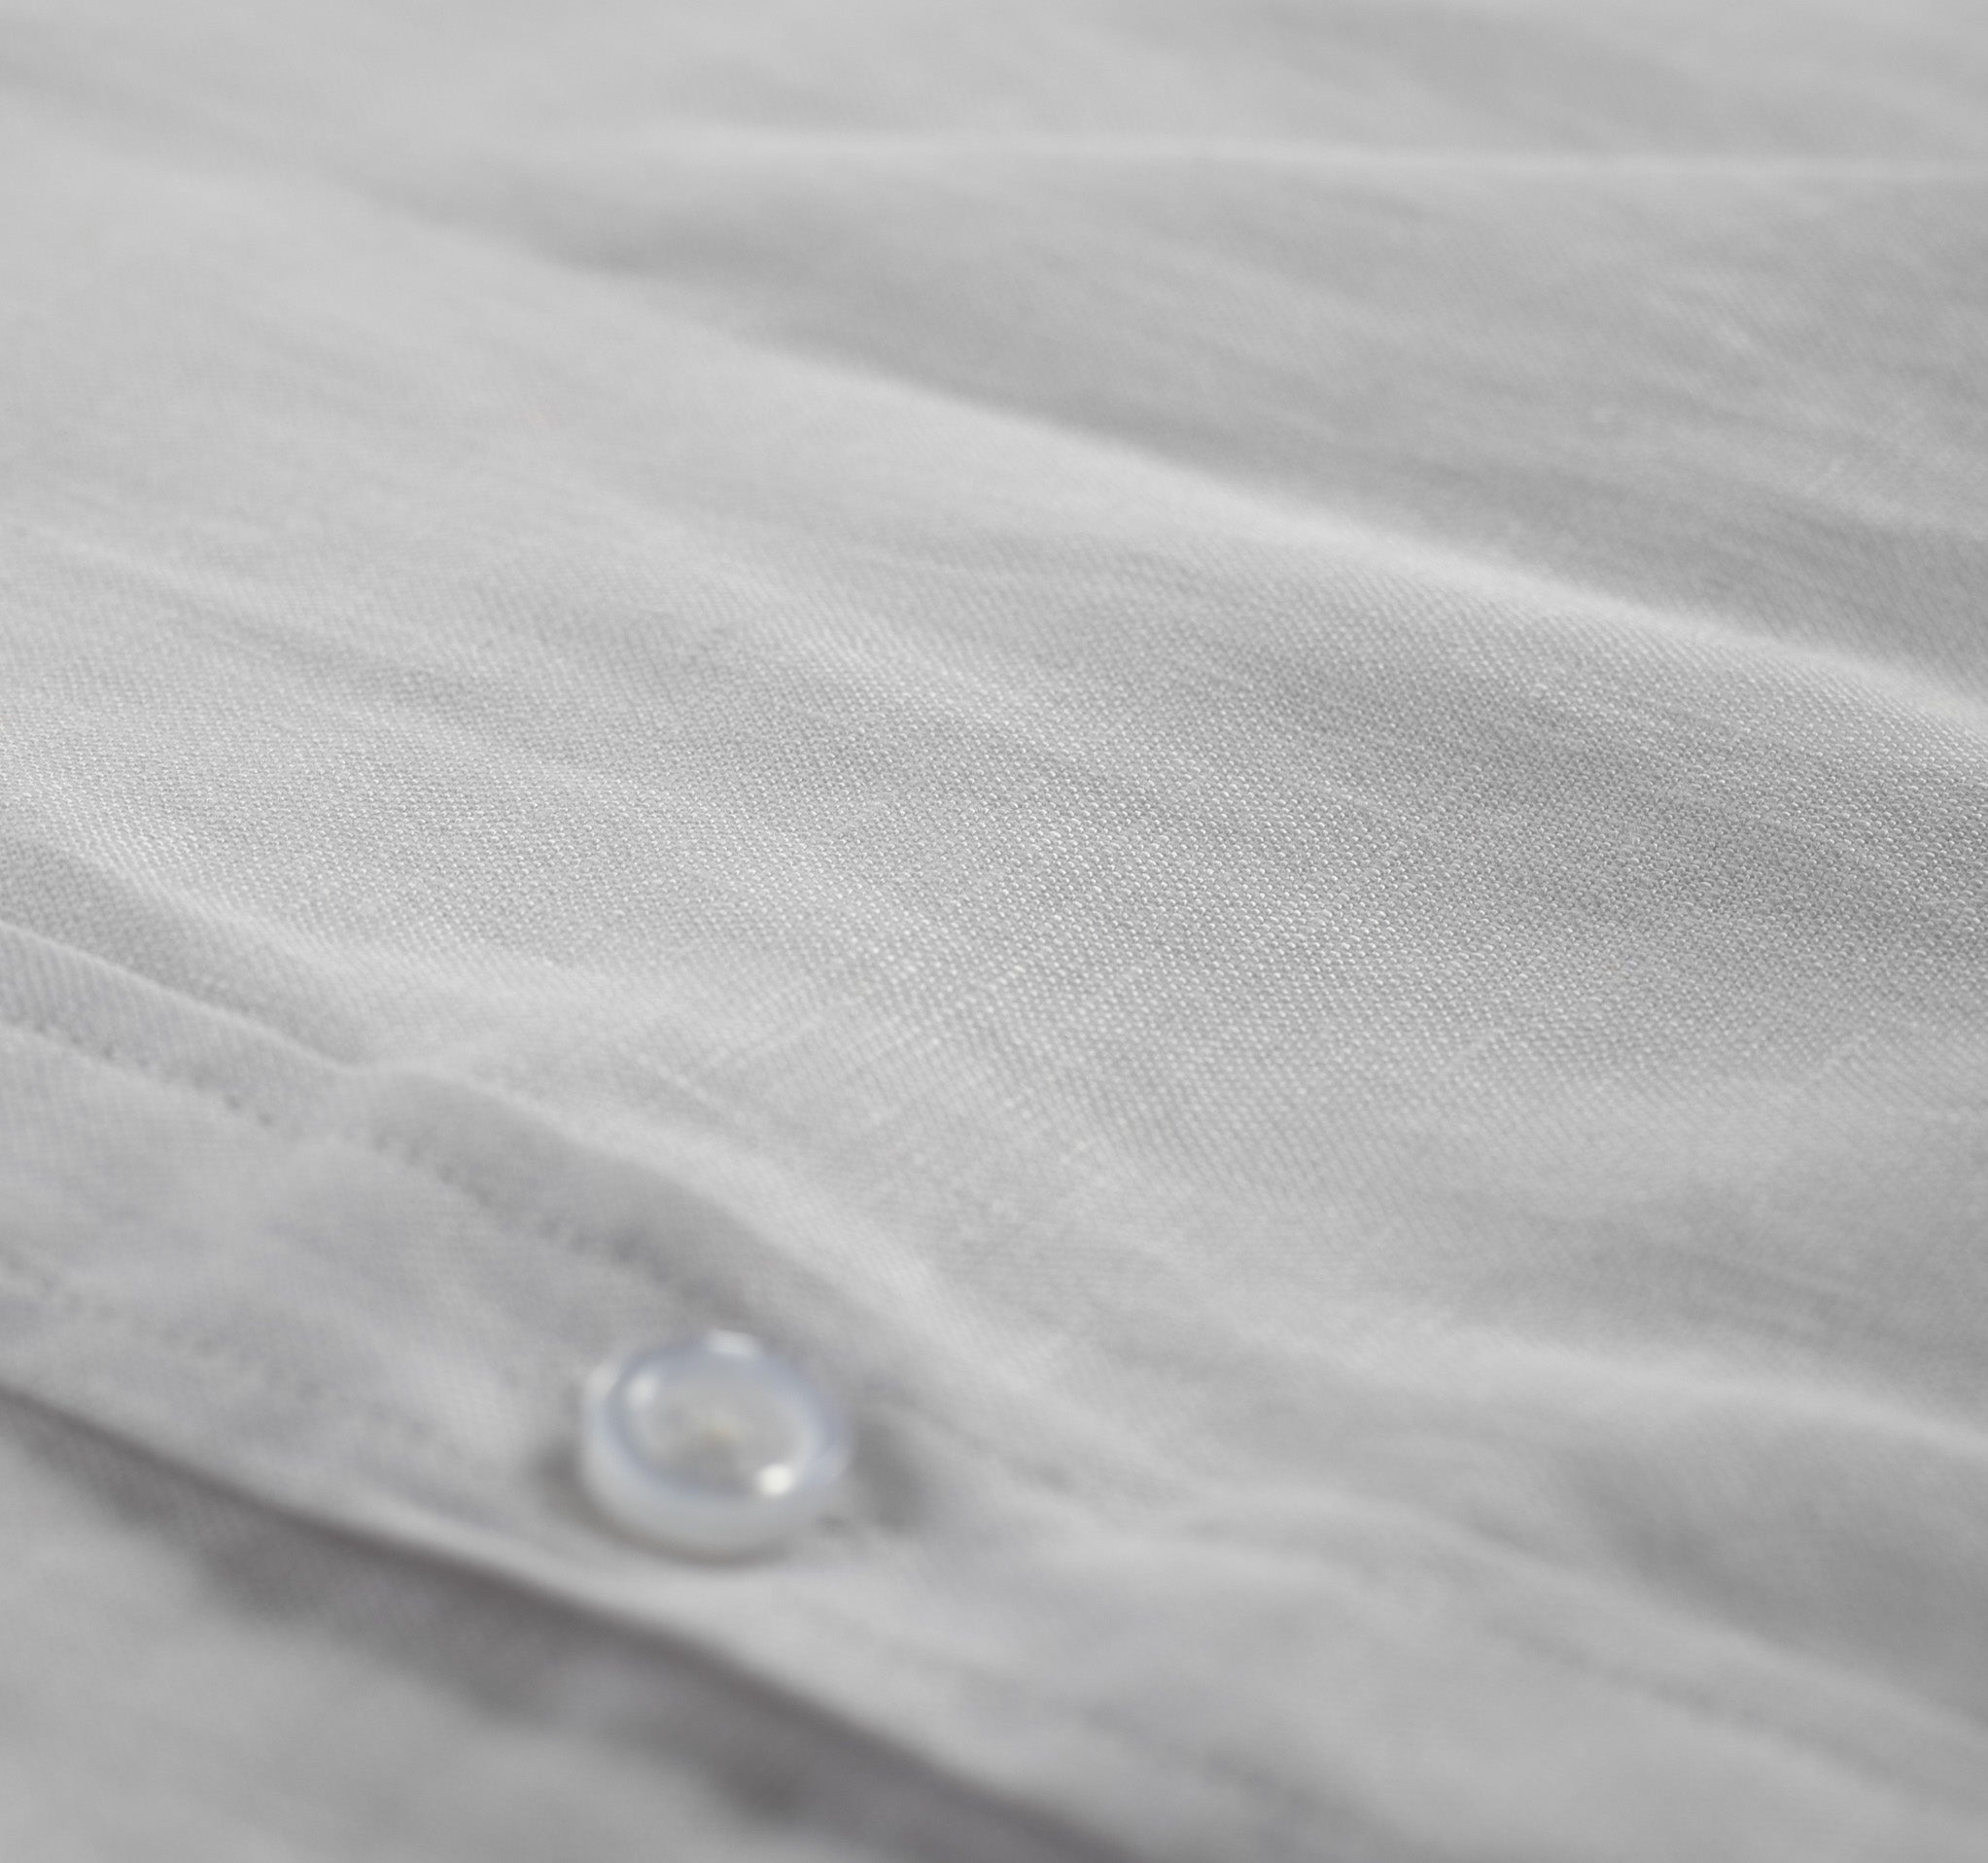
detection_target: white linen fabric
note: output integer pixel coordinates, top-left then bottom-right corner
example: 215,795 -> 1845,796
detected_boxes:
3,4 -> 1987,1857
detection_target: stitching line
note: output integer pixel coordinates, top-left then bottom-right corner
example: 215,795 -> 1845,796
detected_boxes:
0,1006 -> 1157,1510
0,1247 -> 499,1482
1,1006 -> 1982,1822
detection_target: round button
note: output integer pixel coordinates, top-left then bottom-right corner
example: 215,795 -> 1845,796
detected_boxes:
579,1333 -> 853,1558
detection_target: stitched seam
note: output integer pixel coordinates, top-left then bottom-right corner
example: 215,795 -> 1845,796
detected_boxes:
0,1006 -> 1157,1511
0,1247 -> 500,1482
2,1010 -> 1983,1819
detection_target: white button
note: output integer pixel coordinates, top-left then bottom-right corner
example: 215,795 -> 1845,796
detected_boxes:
579,1333 -> 853,1558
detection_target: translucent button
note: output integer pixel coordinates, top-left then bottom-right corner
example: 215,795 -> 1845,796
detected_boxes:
579,1333 -> 853,1558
